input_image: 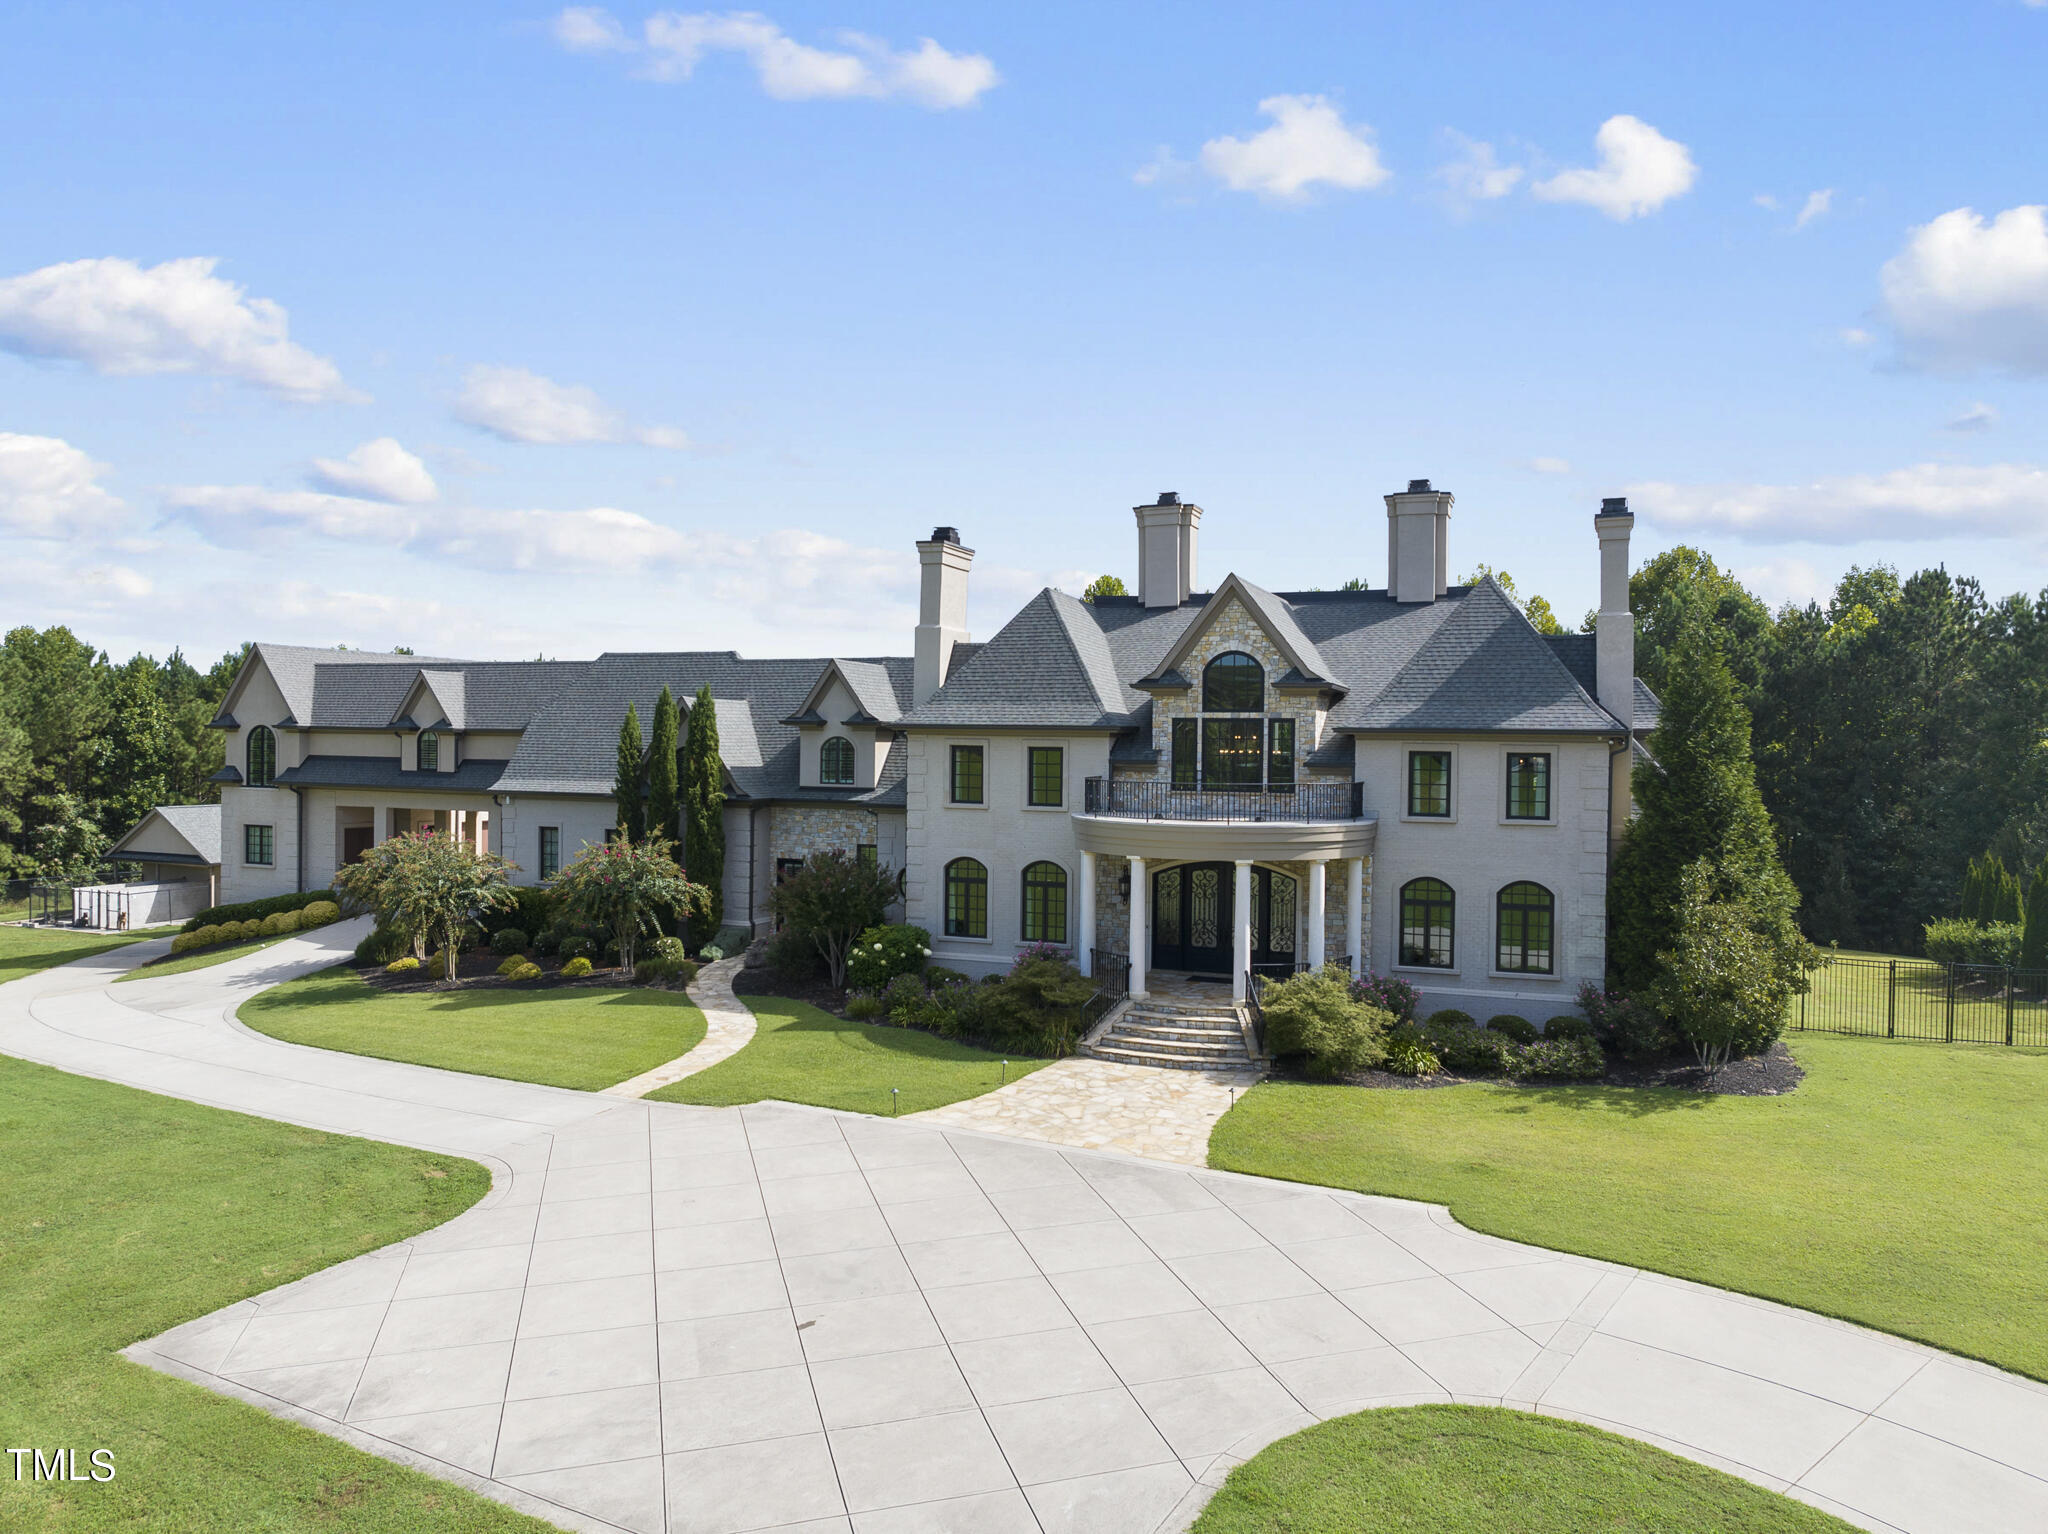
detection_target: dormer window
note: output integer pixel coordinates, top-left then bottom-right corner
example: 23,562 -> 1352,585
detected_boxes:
1203,651 -> 1263,712
418,730 -> 439,771
820,736 -> 854,785
246,725 -> 276,787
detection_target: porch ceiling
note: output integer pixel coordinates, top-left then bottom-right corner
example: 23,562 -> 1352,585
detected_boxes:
1070,811 -> 1376,862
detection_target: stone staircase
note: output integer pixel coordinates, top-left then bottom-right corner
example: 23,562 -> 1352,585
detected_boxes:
1083,996 -> 1259,1071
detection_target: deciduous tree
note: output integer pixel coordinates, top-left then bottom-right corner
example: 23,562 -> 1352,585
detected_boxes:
551,835 -> 707,972
767,850 -> 901,988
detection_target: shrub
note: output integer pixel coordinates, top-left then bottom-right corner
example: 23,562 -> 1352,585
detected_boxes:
698,945 -> 725,962
633,958 -> 666,985
763,928 -> 824,980
846,924 -> 932,992
260,910 -> 301,937
926,966 -> 970,988
767,850 -> 904,988
880,971 -> 928,1024
1576,980 -> 1675,1062
490,928 -> 530,957
1383,1028 -> 1442,1077
182,887 -> 338,933
644,934 -> 689,964
845,992 -> 886,1020
230,919 -> 264,943
299,900 -> 341,927
425,948 -> 451,976
558,935 -> 596,962
1418,1012 -> 1509,1073
1504,1036 -> 1606,1080
509,961 -> 544,983
1352,970 -> 1421,1024
355,923 -> 405,965
1424,1009 -> 1476,1032
385,956 -> 420,974
1923,918 -> 2024,968
1262,966 -> 1391,1077
189,924 -> 223,950
561,956 -> 594,978
531,927 -> 560,955
497,953 -> 529,977
1541,1012 -> 1593,1042
169,931 -> 196,954
1486,1014 -> 1538,1044
1646,861 -> 1806,1072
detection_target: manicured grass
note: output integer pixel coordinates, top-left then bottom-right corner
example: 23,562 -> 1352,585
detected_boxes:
1797,946 -> 2048,1045
239,967 -> 705,1091
649,995 -> 1051,1116
114,932 -> 296,983
0,1053 -> 554,1533
1191,1405 -> 1852,1533
0,925 -> 146,984
1211,1032 -> 2048,1381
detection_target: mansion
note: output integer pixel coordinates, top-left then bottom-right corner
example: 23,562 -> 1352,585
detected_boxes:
202,484 -> 1654,1020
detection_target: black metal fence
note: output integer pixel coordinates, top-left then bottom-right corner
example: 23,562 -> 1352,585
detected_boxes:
1082,777 -> 1364,823
1794,956 -> 2048,1046
1,879 -> 72,923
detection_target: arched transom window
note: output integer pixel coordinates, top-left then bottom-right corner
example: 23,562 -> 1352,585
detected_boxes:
245,725 -> 276,787
1496,882 -> 1554,974
1399,877 -> 1455,969
1202,651 -> 1264,712
417,730 -> 439,772
944,857 -> 988,939
1021,861 -> 1067,945
820,735 -> 854,785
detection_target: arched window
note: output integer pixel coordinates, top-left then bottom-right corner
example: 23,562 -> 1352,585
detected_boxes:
245,725 -> 276,787
418,730 -> 439,772
1202,651 -> 1264,712
1021,861 -> 1068,945
945,858 -> 988,938
1399,877 -> 1455,969
1496,882 -> 1554,974
820,735 -> 855,785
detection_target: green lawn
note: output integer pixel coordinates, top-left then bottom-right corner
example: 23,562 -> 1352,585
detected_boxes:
1211,1031 -> 2048,1381
0,925 -> 146,985
239,967 -> 705,1091
1796,947 -> 2048,1046
649,995 -> 1051,1115
114,932 -> 296,983
0,1053 -> 555,1533
1191,1406 -> 1851,1533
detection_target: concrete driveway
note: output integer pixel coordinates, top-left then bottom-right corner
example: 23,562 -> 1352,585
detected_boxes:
3,922 -> 2044,1534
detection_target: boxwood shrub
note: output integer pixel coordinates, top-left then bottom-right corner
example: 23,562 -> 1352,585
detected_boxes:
182,888 -> 337,934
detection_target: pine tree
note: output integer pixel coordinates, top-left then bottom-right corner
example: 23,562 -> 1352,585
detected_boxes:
683,683 -> 726,944
1608,615 -> 1806,993
614,703 -> 645,842
646,686 -> 680,846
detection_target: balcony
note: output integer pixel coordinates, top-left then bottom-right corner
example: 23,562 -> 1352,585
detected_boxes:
1082,776 -> 1363,823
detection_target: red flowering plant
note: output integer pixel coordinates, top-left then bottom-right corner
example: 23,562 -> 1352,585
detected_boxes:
550,834 -> 709,973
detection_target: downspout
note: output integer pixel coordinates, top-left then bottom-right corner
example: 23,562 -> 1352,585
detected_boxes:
290,784 -> 306,894
748,804 -> 761,935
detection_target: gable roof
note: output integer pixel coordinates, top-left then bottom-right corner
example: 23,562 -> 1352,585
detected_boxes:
784,658 -> 906,728
215,643 -> 468,729
109,803 -> 222,867
1138,574 -> 1341,692
897,588 -> 1142,729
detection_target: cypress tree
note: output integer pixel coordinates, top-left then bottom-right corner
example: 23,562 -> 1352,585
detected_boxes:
683,683 -> 726,944
1992,864 -> 2024,924
1608,616 -> 1805,992
614,703 -> 645,842
646,686 -> 680,846
1957,854 -> 1989,922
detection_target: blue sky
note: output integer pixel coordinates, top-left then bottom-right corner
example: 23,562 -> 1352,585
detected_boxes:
2,1 -> 2045,663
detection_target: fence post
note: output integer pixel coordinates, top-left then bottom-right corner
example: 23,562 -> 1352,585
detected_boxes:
1944,964 -> 1955,1045
2006,968 -> 2016,1047
1887,961 -> 1896,1038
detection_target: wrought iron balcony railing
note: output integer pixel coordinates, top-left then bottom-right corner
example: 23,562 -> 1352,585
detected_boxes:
1081,776 -> 1364,823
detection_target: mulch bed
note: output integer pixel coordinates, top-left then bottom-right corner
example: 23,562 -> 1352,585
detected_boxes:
1306,1039 -> 1806,1096
355,947 -> 691,996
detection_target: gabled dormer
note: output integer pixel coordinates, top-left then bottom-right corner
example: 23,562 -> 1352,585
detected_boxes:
781,660 -> 902,789
209,644 -> 301,787
389,668 -> 466,773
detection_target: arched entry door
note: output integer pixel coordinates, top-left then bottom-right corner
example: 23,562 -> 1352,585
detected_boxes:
1151,863 -> 1298,976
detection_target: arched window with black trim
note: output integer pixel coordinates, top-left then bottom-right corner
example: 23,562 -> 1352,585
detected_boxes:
820,736 -> 854,785
245,725 -> 276,787
1496,882 -> 1554,974
418,730 -> 439,772
1202,651 -> 1264,712
945,857 -> 988,938
1399,877 -> 1455,969
1021,861 -> 1068,945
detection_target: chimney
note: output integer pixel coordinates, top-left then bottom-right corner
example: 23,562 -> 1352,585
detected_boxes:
1133,492 -> 1201,608
1595,498 -> 1635,732
1383,479 -> 1453,603
914,526 -> 973,705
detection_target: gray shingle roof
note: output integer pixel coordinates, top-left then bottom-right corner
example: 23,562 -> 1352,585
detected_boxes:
110,804 -> 223,866
1138,575 -> 1340,690
223,643 -> 469,728
1545,635 -> 1661,731
896,589 -> 1145,729
276,756 -> 512,791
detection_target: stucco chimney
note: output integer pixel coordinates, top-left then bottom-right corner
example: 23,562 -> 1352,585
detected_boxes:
1134,492 -> 1201,608
1383,479 -> 1453,603
1595,498 -> 1635,731
914,526 -> 973,705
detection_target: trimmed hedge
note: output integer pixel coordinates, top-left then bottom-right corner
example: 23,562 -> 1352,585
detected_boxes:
181,888 -> 337,934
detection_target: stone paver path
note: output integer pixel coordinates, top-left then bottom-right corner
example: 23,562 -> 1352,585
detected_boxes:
605,956 -> 756,1099
913,1056 -> 1262,1166
4,926 -> 2046,1533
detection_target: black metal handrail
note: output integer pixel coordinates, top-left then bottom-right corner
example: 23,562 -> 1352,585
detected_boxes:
1243,966 -> 1266,1059
1082,777 -> 1364,823
1089,948 -> 1130,998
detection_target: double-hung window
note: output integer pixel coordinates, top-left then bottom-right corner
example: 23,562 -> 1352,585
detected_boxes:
950,745 -> 984,804
539,826 -> 560,880
1506,753 -> 1551,820
244,824 -> 274,867
1027,747 -> 1063,807
1408,751 -> 1451,817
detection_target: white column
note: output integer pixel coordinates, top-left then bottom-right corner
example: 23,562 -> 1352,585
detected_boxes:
1232,858 -> 1253,1000
1347,856 -> 1365,971
1307,859 -> 1327,970
1127,856 -> 1147,998
1079,850 -> 1096,977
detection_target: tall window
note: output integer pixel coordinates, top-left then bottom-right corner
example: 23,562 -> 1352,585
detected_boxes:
820,736 -> 854,785
1202,718 -> 1263,785
1408,751 -> 1451,817
1506,753 -> 1550,820
1028,747 -> 1064,807
244,823 -> 274,867
1266,719 -> 1296,790
1171,718 -> 1197,788
950,745 -> 984,804
1021,861 -> 1068,943
945,857 -> 988,938
539,826 -> 560,880
245,725 -> 276,787
857,843 -> 878,870
1203,651 -> 1263,712
1496,883 -> 1554,974
1399,877 -> 1455,968
418,730 -> 439,772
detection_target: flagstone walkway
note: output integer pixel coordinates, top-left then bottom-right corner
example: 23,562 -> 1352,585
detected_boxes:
604,956 -> 757,1098
912,1057 -> 1262,1166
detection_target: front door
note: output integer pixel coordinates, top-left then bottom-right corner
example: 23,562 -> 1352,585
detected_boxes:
341,826 -> 374,864
1151,863 -> 1299,976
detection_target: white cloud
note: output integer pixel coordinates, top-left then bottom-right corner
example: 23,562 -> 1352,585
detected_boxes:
556,8 -> 998,108
1529,457 -> 1572,475
309,437 -> 438,504
1435,132 -> 1522,204
0,256 -> 356,402
1132,146 -> 1194,188
1629,462 -> 2048,544
1841,326 -> 1875,346
1199,95 -> 1391,202
1754,193 -> 1780,211
1945,402 -> 1998,433
1532,115 -> 1697,221
1795,189 -> 1834,230
453,364 -> 690,448
1733,557 -> 1830,609
1879,204 -> 2048,372
0,432 -> 127,536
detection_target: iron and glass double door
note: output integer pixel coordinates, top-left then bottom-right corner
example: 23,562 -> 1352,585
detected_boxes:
1151,862 -> 1298,975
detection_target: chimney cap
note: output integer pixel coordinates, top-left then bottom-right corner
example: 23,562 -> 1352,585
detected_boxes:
928,525 -> 961,544
1155,491 -> 1179,506
1406,479 -> 1432,494
1597,497 -> 1630,517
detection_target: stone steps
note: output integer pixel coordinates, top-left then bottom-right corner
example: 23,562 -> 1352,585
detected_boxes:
1083,1001 -> 1257,1071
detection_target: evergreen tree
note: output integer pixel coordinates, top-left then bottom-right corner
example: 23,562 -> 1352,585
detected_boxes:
1957,853 -> 1991,922
1992,864 -> 2025,924
2022,860 -> 2048,974
683,683 -> 726,944
614,703 -> 645,842
1609,614 -> 1807,993
93,653 -> 174,837
645,686 -> 680,846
